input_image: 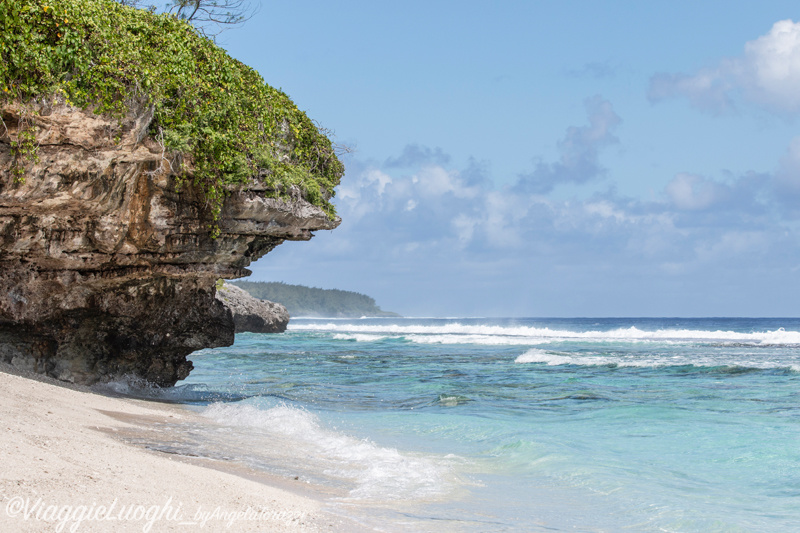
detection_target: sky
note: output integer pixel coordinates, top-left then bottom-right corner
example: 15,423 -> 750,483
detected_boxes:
216,0 -> 800,317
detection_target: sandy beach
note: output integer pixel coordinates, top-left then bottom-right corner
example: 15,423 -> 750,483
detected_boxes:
0,365 -> 367,533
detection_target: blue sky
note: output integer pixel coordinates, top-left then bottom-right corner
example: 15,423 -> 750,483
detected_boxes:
219,1 -> 800,317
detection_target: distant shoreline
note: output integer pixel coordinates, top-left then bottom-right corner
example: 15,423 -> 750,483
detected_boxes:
231,281 -> 400,318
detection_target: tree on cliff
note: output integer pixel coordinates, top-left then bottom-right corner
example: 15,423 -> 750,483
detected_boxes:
114,0 -> 257,36
2,0 -> 343,233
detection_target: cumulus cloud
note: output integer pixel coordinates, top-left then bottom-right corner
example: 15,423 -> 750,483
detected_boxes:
649,19 -> 800,113
248,116 -> 800,315
383,144 -> 451,168
743,20 -> 800,110
665,173 -> 731,210
413,165 -> 480,199
648,70 -> 735,114
515,96 -> 621,194
332,166 -> 394,222
329,132 -> 783,271
775,136 -> 800,195
693,230 -> 771,263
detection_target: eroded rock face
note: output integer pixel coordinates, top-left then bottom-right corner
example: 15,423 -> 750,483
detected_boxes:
0,101 -> 338,385
215,282 -> 289,333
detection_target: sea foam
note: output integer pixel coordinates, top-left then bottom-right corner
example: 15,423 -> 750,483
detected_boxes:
201,402 -> 458,501
290,322 -> 800,346
514,348 -> 800,371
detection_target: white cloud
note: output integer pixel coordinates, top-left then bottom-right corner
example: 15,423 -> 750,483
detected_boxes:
483,191 -> 527,247
516,96 -> 621,193
416,166 -> 462,197
775,136 -> 800,195
649,19 -> 800,113
665,173 -> 729,210
250,138 -> 800,316
451,214 -> 477,243
584,200 -> 630,223
694,231 -> 770,263
364,168 -> 393,196
743,20 -> 800,110
648,69 -> 734,113
384,144 -> 451,168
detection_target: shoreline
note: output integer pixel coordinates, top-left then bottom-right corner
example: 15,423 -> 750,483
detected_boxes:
0,363 -> 373,532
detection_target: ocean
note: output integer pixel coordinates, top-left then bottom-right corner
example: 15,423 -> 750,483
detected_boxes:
110,317 -> 800,531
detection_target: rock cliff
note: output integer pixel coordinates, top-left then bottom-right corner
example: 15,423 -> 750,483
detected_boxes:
0,101 -> 338,385
215,282 -> 289,334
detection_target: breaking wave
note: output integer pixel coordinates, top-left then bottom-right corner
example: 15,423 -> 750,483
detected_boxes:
290,322 -> 800,346
201,402 -> 460,501
514,348 -> 800,372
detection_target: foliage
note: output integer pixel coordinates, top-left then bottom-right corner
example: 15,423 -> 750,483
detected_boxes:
231,281 -> 400,318
7,114 -> 38,182
0,0 -> 343,235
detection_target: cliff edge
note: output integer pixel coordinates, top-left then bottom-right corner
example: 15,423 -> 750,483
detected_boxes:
0,102 -> 337,385
0,1 -> 342,385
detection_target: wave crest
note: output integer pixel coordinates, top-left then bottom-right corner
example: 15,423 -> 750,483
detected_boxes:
290,322 -> 800,346
514,349 -> 800,372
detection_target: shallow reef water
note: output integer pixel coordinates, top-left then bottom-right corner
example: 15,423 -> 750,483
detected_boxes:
113,317 -> 800,531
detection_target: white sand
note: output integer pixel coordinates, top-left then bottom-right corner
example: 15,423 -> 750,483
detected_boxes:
0,368 -> 368,532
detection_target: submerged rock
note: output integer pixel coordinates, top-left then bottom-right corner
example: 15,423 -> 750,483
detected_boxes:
216,282 -> 289,333
0,102 -> 338,385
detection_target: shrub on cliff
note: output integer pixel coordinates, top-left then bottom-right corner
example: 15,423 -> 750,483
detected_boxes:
0,0 -> 343,233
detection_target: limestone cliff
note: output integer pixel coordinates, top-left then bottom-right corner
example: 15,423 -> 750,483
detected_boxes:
0,101 -> 338,385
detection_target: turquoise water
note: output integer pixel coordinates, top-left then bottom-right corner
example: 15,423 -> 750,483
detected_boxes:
154,318 -> 800,531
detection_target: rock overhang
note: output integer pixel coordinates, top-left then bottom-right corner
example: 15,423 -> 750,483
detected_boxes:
0,102 -> 339,385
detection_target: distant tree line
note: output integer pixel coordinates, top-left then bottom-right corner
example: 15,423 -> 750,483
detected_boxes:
231,282 -> 400,318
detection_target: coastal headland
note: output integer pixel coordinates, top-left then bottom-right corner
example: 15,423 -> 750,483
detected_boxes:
0,3 -> 382,530
0,0 -> 343,386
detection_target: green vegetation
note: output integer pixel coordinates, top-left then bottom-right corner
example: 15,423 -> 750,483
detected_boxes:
232,281 -> 400,318
0,0 -> 343,234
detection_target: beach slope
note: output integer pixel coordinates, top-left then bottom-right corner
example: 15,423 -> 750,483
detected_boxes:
0,369 -> 349,532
